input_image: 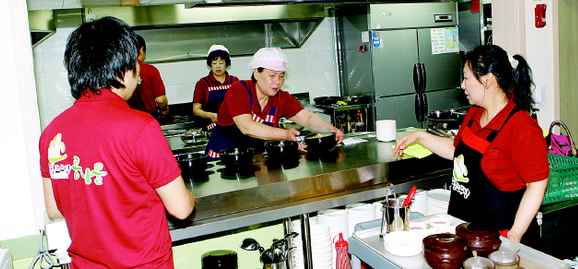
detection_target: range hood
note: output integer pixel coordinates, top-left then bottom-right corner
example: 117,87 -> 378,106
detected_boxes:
29,3 -> 328,63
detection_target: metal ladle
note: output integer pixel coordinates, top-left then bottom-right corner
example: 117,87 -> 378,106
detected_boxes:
240,238 -> 264,253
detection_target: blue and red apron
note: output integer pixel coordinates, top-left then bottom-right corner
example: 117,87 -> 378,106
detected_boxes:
205,81 -> 279,160
200,75 -> 235,131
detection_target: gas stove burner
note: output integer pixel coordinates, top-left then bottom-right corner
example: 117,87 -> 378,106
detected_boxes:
217,165 -> 258,180
265,158 -> 300,170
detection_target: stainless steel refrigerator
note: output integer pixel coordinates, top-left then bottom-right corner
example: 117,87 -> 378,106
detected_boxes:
336,2 -> 469,129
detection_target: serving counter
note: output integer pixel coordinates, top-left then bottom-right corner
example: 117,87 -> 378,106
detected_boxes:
168,130 -> 453,245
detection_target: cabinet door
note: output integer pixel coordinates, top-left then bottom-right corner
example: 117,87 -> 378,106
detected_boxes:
417,28 -> 462,92
371,29 -> 418,97
375,94 -> 420,129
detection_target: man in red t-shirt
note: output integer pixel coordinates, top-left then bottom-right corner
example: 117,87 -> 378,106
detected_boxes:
39,17 -> 196,269
205,47 -> 344,159
127,35 -> 169,118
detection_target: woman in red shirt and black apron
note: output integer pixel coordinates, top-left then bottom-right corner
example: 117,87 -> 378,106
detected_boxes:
393,45 -> 549,247
193,45 -> 239,131
205,47 -> 343,160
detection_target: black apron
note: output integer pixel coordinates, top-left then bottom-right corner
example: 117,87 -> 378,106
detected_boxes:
448,107 -> 526,230
205,81 -> 279,160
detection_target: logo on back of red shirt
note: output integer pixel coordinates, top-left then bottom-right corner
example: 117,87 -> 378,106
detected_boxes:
48,133 -> 108,185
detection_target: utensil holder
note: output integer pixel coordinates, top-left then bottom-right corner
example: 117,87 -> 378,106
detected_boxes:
380,197 -> 410,237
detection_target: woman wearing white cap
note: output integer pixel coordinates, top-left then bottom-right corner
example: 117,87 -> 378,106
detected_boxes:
193,44 -> 239,131
205,47 -> 343,159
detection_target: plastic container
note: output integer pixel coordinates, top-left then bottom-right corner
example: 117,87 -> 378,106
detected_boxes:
543,154 -> 578,205
334,233 -> 351,269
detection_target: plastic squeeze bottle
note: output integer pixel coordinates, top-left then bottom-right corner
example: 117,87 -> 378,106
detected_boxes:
334,232 -> 352,269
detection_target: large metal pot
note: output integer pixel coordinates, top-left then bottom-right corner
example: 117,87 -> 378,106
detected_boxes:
304,132 -> 336,152
180,128 -> 208,145
314,96 -> 343,106
265,140 -> 299,162
175,152 -> 209,180
219,148 -> 255,168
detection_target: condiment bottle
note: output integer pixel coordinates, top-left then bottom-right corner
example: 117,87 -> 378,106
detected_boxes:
334,233 -> 351,269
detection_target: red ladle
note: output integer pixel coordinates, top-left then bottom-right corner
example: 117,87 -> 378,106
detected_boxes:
402,186 -> 417,207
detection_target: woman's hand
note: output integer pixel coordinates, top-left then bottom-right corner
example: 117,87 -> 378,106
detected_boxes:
333,127 -> 344,144
507,229 -> 522,243
210,112 -> 218,123
393,131 -> 424,157
284,128 -> 301,141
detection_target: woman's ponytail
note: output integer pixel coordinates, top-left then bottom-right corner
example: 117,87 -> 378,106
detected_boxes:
512,54 -> 535,112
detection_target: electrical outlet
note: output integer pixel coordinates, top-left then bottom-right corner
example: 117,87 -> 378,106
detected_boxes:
535,84 -> 547,105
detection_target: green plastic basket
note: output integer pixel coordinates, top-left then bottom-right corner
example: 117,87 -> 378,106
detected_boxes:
543,154 -> 578,205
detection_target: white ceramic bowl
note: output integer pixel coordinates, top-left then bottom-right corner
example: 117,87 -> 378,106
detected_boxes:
383,231 -> 423,257
409,221 -> 428,231
436,225 -> 457,234
429,216 -> 452,227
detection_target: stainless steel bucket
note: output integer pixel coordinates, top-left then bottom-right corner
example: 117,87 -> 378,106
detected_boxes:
380,197 -> 410,237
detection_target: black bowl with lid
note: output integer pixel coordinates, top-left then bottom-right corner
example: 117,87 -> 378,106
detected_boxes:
304,132 -> 336,152
219,148 -> 255,169
265,140 -> 299,161
175,152 -> 209,180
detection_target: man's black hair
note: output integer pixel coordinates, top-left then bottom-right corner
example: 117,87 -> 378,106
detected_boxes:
136,34 -> 146,54
64,16 -> 139,99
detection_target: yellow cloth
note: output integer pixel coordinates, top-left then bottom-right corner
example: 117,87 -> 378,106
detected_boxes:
393,142 -> 433,159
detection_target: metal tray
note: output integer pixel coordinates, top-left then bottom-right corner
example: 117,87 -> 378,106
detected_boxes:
349,215 -> 569,269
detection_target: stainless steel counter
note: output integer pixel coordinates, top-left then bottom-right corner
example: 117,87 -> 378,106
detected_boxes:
168,130 -> 453,243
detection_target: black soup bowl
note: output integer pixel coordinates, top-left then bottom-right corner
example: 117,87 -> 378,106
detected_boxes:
265,140 -> 299,161
219,148 -> 255,168
175,152 -> 208,179
304,132 -> 337,152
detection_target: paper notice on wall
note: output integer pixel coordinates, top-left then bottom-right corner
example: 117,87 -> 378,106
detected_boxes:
431,27 -> 459,55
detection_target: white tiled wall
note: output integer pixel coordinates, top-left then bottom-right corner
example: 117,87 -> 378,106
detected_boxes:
34,18 -> 340,129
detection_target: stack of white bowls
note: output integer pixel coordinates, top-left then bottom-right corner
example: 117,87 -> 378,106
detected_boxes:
345,203 -> 376,237
427,189 -> 451,215
376,120 -> 397,142
372,200 -> 384,220
411,189 -> 429,216
317,209 -> 349,244
291,221 -> 333,269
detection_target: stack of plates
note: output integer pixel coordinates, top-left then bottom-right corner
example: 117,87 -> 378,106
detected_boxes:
291,221 -> 333,269
372,201 -> 383,220
411,189 -> 429,216
317,209 -> 349,243
427,189 -> 451,215
345,203 -> 376,237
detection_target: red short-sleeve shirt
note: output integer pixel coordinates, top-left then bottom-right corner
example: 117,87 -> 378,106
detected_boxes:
128,60 -> 166,114
217,80 -> 304,126
453,100 -> 549,191
192,72 -> 239,107
39,89 -> 179,268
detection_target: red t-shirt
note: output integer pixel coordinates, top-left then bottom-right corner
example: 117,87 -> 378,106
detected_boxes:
453,100 -> 549,191
217,80 -> 304,126
192,72 -> 239,107
128,60 -> 166,114
39,89 -> 179,269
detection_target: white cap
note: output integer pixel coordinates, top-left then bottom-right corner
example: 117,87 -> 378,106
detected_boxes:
248,47 -> 289,72
207,44 -> 229,56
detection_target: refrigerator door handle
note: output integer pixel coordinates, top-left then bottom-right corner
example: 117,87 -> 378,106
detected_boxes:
421,92 -> 428,122
420,63 -> 427,93
412,63 -> 427,93
413,63 -> 421,93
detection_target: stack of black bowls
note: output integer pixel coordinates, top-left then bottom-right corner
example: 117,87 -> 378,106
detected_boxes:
264,140 -> 300,169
